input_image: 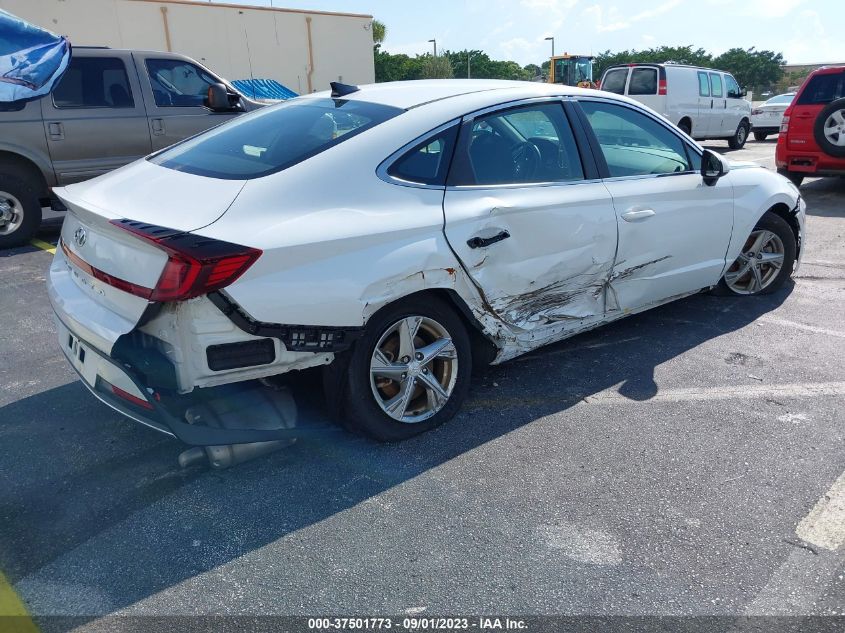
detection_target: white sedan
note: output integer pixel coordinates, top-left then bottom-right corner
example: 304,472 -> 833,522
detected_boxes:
751,92 -> 795,141
47,79 -> 805,447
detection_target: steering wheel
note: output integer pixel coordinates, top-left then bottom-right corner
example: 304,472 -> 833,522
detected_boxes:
511,141 -> 541,181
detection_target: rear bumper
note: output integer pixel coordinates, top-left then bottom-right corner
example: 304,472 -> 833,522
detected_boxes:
53,312 -> 337,446
776,146 -> 845,174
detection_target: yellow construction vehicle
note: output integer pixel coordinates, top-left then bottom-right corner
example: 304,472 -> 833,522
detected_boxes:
548,53 -> 597,89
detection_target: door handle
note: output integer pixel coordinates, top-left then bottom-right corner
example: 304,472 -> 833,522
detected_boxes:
47,122 -> 64,140
621,209 -> 655,222
467,230 -> 510,249
151,118 -> 165,135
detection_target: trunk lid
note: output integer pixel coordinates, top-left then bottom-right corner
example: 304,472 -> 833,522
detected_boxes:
50,160 -> 247,352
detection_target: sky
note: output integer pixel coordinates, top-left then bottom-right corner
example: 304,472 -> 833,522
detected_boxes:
218,0 -> 844,67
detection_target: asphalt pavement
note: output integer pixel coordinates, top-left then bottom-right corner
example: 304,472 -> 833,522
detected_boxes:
0,137 -> 843,631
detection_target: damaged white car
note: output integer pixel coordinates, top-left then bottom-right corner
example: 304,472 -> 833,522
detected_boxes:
48,79 -> 805,446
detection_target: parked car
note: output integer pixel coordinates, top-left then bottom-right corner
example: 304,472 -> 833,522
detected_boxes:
751,92 -> 795,141
776,66 -> 845,186
0,46 -> 262,248
47,79 -> 804,447
599,63 -> 752,149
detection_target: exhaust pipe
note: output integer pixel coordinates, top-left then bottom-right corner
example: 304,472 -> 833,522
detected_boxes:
178,440 -> 295,470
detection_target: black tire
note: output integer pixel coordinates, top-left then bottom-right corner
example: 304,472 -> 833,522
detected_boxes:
340,295 -> 472,442
716,211 -> 796,296
753,131 -> 768,142
678,120 -> 692,136
813,97 -> 845,158
777,167 -> 804,187
0,173 -> 41,249
728,121 -> 750,150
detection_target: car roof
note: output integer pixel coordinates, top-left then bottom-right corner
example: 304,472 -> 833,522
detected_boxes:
306,79 -> 588,110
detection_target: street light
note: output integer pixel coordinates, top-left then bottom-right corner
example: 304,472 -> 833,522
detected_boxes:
467,51 -> 475,78
428,38 -> 437,57
545,36 -> 554,58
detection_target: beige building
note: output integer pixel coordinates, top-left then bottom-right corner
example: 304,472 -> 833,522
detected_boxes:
0,0 -> 375,94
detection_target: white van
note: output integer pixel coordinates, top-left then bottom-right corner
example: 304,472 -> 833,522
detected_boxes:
598,63 -> 752,149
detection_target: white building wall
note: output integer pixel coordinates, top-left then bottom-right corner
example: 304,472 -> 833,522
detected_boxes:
0,0 -> 375,94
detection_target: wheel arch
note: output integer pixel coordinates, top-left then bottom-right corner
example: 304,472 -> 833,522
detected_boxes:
677,116 -> 692,133
766,201 -> 802,259
0,150 -> 50,200
362,287 -> 500,368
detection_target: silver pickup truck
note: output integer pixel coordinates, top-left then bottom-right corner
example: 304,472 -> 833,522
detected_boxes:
0,46 -> 262,248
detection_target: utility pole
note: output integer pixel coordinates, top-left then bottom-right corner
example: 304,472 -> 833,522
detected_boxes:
467,51 -> 474,78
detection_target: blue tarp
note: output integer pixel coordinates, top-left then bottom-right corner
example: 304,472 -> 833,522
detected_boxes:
232,78 -> 297,101
0,9 -> 71,103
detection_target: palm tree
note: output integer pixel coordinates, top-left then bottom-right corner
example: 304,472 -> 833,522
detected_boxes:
372,20 -> 387,47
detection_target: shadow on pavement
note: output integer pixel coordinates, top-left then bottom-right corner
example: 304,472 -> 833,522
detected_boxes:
0,284 -> 793,628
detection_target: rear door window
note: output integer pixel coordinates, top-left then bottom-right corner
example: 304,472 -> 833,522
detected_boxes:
449,102 -> 584,186
150,98 -> 402,179
797,72 -> 845,105
601,69 -> 628,94
628,68 -> 657,95
709,73 -> 723,98
697,72 -> 710,97
53,57 -> 134,108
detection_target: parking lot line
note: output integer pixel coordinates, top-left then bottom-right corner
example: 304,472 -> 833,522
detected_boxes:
469,381 -> 845,409
28,239 -> 56,255
796,470 -> 845,551
760,315 -> 845,339
0,570 -> 39,632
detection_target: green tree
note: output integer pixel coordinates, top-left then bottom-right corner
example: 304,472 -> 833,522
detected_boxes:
420,54 -> 454,79
374,50 -> 422,82
593,45 -> 712,78
712,47 -> 784,92
371,19 -> 386,48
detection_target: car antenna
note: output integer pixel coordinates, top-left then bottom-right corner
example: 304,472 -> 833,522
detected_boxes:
330,82 -> 360,98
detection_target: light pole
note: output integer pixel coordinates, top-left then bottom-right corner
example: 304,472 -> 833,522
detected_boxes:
545,36 -> 554,59
428,38 -> 437,57
467,51 -> 474,78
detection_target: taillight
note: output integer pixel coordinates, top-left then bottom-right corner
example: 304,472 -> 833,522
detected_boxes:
106,220 -> 262,302
751,108 -> 762,115
780,115 -> 790,133
658,78 -> 667,95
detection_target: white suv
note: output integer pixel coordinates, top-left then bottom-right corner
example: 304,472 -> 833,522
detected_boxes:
600,63 -> 752,149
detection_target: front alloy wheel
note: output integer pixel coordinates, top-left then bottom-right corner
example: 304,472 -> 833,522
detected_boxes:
341,295 -> 472,442
718,211 -> 796,296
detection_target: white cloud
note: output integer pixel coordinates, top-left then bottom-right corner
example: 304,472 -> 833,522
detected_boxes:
582,4 -> 629,32
630,0 -> 682,22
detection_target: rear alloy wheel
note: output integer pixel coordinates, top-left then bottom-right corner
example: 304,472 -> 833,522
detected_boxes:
341,295 -> 471,441
0,174 -> 41,249
753,131 -> 768,142
728,121 -> 750,150
718,212 -> 796,296
814,98 -> 845,158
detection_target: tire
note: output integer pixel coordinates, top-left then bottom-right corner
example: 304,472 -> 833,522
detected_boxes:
753,131 -> 768,142
678,120 -> 692,136
777,168 -> 804,187
728,121 -> 750,150
0,173 -> 41,249
716,211 -> 796,296
813,97 -> 845,158
340,295 -> 472,442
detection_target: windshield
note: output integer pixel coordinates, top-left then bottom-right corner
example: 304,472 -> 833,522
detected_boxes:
149,98 -> 403,179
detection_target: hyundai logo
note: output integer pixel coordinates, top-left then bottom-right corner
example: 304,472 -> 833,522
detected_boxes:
73,227 -> 87,247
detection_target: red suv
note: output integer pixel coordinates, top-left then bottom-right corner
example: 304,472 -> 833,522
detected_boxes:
777,65 -> 845,186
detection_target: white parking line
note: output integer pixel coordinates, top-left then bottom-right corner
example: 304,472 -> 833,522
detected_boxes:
796,471 -> 845,551
581,381 -> 845,404
759,315 -> 845,339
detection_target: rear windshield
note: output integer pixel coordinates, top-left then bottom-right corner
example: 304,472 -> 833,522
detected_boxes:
149,98 -> 403,179
601,69 -> 628,94
797,72 -> 845,106
766,93 -> 794,105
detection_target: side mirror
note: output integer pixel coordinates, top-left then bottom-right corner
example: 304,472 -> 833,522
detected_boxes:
205,83 -> 230,111
701,149 -> 728,185
741,88 -> 748,98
